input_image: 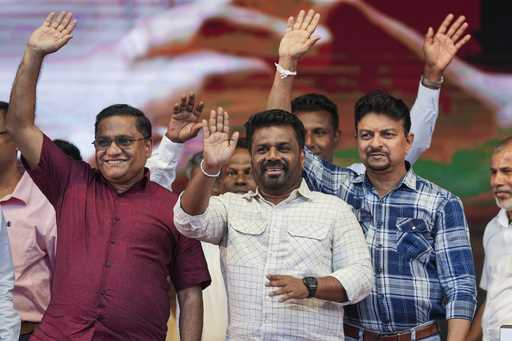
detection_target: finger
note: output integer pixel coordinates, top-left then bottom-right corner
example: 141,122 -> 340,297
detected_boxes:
305,36 -> 321,50
209,110 -> 217,134
52,12 -> 66,29
44,12 -> 55,27
216,107 -> 224,133
425,27 -> 434,45
301,9 -> 315,31
223,111 -> 230,135
63,19 -> 77,35
269,287 -> 289,297
286,16 -> 294,33
194,102 -> 204,119
305,13 -> 320,36
279,293 -> 294,302
293,10 -> 305,30
59,35 -> 73,46
202,120 -> 210,139
451,22 -> 468,42
436,13 -> 454,36
190,122 -> 203,137
266,274 -> 284,281
230,131 -> 240,150
446,15 -> 466,38
186,93 -> 195,112
454,34 -> 471,51
58,12 -> 72,32
179,95 -> 187,112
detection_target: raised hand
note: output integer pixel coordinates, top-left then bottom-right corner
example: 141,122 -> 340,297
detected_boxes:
166,93 -> 204,143
27,12 -> 76,56
202,108 -> 239,172
423,14 -> 471,79
279,9 -> 321,61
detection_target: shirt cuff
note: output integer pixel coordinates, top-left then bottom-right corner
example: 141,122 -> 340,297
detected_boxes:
147,135 -> 184,188
417,80 -> 441,106
329,265 -> 373,306
173,192 -> 209,235
445,295 -> 477,321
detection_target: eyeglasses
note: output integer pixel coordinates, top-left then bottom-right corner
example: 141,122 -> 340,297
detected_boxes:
92,135 -> 148,150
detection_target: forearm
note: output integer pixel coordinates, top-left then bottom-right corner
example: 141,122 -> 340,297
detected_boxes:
314,276 -> 347,302
180,165 -> 218,215
467,303 -> 484,341
447,318 -> 471,341
7,48 -> 43,132
266,56 -> 297,112
178,286 -> 203,341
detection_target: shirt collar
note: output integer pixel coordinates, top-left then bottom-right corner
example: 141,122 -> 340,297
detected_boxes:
497,208 -> 510,228
0,172 -> 32,205
353,161 -> 417,191
242,179 -> 313,202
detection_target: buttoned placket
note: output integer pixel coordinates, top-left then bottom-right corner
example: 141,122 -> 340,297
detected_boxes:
95,194 -> 121,321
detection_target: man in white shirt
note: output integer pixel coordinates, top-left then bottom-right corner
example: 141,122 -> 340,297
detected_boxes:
468,138 -> 512,341
0,208 -> 20,340
174,107 -> 373,340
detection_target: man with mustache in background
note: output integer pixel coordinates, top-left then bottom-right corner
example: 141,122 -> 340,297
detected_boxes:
467,138 -> 512,341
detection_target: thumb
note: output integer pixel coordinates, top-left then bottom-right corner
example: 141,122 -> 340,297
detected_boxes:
229,131 -> 240,150
425,27 -> 434,45
190,122 -> 203,137
305,35 -> 321,50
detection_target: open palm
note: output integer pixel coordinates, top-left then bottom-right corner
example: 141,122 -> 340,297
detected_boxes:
166,93 -> 204,143
424,14 -> 471,72
28,12 -> 76,56
203,108 -> 239,169
279,9 -> 321,60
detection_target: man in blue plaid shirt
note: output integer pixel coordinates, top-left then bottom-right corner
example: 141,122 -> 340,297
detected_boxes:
303,90 -> 477,341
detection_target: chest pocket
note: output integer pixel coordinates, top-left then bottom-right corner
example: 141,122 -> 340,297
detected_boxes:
226,216 -> 267,266
396,218 -> 434,262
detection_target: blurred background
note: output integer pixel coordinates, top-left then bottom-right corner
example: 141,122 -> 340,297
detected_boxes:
1,0 -> 511,334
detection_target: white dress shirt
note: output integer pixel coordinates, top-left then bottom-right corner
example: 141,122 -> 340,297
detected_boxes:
174,180 -> 373,340
0,209 -> 21,341
480,209 -> 512,341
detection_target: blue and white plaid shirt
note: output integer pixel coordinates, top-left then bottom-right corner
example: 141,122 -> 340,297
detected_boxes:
303,151 -> 477,333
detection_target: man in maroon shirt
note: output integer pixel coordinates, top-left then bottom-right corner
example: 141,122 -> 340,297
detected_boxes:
5,12 -> 210,341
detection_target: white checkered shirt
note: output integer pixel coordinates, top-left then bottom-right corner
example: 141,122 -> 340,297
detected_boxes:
174,180 -> 373,341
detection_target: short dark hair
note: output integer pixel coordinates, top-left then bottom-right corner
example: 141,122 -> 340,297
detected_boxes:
54,139 -> 83,161
291,93 -> 339,131
354,90 -> 411,134
245,109 -> 305,150
94,104 -> 152,138
236,137 -> 249,150
0,101 -> 8,112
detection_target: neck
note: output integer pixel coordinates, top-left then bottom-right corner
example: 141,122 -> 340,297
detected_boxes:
258,179 -> 301,205
0,161 -> 22,199
109,170 -> 145,194
366,164 -> 407,198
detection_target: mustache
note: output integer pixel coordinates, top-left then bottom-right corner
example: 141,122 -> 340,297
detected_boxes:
365,147 -> 388,156
260,159 -> 288,172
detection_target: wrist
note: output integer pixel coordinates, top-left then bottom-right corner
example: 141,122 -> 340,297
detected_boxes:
200,159 -> 221,177
25,46 -> 46,60
165,132 -> 184,144
303,277 -> 318,298
277,56 -> 298,72
423,65 -> 443,84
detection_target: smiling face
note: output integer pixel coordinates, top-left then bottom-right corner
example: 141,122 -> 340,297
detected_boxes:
94,115 -> 151,190
250,125 -> 304,196
356,112 -> 412,174
491,147 -> 512,210
219,147 -> 256,194
296,110 -> 340,162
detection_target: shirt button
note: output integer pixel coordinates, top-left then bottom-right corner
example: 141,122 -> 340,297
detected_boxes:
105,260 -> 112,268
110,240 -> 116,245
375,267 -> 382,274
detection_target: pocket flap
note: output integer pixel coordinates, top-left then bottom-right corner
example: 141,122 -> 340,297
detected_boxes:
396,218 -> 429,233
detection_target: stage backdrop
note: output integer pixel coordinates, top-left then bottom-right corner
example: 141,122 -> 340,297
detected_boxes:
1,0 -> 508,222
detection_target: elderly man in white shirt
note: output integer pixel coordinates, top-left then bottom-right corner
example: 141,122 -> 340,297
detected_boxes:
0,208 -> 20,340
468,138 -> 512,341
173,108 -> 373,340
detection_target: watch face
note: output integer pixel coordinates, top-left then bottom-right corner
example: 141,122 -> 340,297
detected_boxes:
304,277 -> 317,287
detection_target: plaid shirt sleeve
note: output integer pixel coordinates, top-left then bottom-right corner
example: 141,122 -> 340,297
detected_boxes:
303,148 -> 354,196
434,196 -> 477,320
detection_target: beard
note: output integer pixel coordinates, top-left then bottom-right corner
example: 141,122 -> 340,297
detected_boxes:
495,197 -> 512,211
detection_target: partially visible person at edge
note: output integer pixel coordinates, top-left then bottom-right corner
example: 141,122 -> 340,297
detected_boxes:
5,12 -> 210,340
0,207 -> 20,341
467,138 -> 512,341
